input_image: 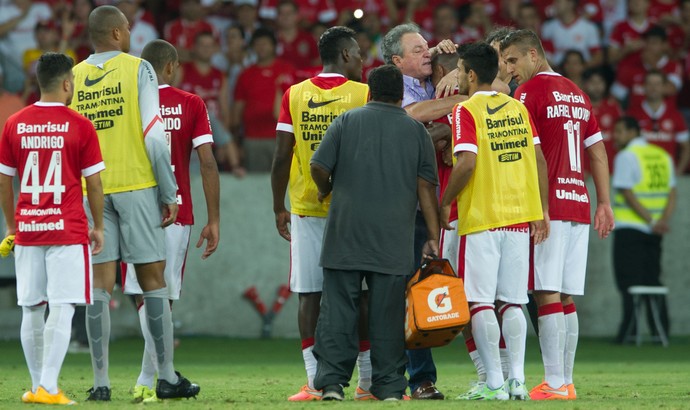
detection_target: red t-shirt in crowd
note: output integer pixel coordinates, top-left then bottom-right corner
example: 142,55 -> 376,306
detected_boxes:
178,62 -> 225,118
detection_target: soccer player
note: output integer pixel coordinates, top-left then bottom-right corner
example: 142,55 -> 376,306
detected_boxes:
271,26 -> 371,401
122,39 -> 220,403
440,42 -> 549,401
70,5 -> 199,401
0,52 -> 104,405
500,29 -> 615,400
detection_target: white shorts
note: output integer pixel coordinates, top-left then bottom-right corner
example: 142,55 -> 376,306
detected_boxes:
532,220 -> 589,295
15,244 -> 93,306
458,228 -> 530,304
439,220 -> 459,273
122,223 -> 191,299
289,215 -> 326,293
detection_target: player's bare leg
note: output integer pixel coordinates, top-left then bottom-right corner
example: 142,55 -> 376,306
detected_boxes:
86,261 -> 117,400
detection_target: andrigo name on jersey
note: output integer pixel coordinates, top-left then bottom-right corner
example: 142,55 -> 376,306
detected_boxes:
18,219 -> 65,232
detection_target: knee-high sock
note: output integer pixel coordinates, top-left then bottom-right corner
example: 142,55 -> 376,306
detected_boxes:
498,335 -> 509,380
465,336 -> 486,382
470,304 -> 503,390
500,304 -> 527,383
356,340 -> 372,390
563,303 -> 578,385
538,303 -> 566,388
301,338 -> 317,389
40,303 -> 75,394
21,304 -> 46,392
87,289 -> 111,388
136,302 -> 158,388
143,289 -> 177,384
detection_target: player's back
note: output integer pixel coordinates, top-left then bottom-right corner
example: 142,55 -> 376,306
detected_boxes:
280,75 -> 369,217
158,85 -> 213,225
1,103 -> 102,245
515,72 -> 602,224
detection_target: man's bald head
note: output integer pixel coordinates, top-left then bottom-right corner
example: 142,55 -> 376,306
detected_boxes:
89,5 -> 129,50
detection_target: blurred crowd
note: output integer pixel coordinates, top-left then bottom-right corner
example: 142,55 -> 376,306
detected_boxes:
0,0 -> 689,173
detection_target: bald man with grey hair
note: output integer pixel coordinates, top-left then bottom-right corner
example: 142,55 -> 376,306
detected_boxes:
70,5 -> 200,402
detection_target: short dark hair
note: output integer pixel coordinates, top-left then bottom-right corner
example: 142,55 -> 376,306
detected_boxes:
250,27 -> 277,47
499,29 -> 545,58
89,5 -> 125,47
141,39 -> 178,74
457,42 -> 498,85
36,52 -> 74,92
432,52 -> 459,72
616,116 -> 641,135
642,25 -> 667,41
485,26 -> 514,45
194,30 -> 215,45
318,26 -> 356,65
368,64 -> 403,103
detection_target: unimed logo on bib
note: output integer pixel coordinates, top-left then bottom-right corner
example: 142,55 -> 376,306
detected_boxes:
427,287 -> 452,314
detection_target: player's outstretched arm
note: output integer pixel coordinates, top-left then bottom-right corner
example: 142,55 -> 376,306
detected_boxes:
85,173 -> 105,255
587,141 -> 615,238
271,130 -> 295,241
197,144 -> 220,259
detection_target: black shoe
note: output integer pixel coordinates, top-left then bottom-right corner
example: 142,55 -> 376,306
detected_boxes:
86,386 -> 111,401
156,371 -> 200,399
321,384 -> 344,401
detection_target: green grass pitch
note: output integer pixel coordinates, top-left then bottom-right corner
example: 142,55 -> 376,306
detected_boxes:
1,336 -> 688,408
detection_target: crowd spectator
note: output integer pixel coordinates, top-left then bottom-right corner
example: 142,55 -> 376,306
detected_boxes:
583,67 -> 623,172
627,70 -> 690,175
234,0 -> 262,44
0,65 -> 24,131
68,0 -> 96,62
164,0 -> 216,62
426,4 -> 461,48
608,0 -> 653,66
540,0 -> 603,68
0,0 -> 53,93
260,0 -> 337,28
275,0 -> 320,76
611,25 -> 682,111
116,0 -> 158,57
514,2 -> 543,33
232,27 -> 295,172
559,49 -> 587,89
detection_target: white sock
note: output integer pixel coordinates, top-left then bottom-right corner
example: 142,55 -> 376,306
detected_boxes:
356,344 -> 371,390
538,303 -> 566,388
21,304 -> 46,392
499,342 -> 509,381
136,304 -> 157,388
40,304 -> 75,394
87,289 -> 111,388
301,339 -> 317,389
465,337 -> 486,382
470,305 -> 503,390
563,304 -> 579,385
500,305 -> 527,383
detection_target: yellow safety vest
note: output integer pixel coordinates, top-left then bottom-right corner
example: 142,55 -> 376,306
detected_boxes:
288,79 -> 369,217
613,143 -> 672,225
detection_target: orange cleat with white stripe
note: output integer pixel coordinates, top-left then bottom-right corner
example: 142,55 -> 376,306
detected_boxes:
288,385 -> 322,401
529,382 -> 569,400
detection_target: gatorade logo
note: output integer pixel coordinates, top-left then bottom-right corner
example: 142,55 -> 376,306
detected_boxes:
428,287 -> 452,314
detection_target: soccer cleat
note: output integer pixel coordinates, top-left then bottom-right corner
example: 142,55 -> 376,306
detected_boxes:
354,386 -> 374,401
529,381 -> 569,400
21,390 -> 35,403
455,381 -> 485,400
86,386 -> 111,401
156,371 -> 200,399
566,383 -> 577,399
287,384 -> 322,401
33,387 -> 76,405
507,378 -> 529,400
132,384 -> 157,403
321,384 -> 344,401
456,383 -> 509,400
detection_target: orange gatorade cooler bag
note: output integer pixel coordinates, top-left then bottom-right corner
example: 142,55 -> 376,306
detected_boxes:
405,258 -> 470,349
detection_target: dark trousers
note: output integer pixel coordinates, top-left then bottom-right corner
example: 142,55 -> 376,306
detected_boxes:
406,210 -> 437,392
613,228 -> 670,341
313,268 -> 408,400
